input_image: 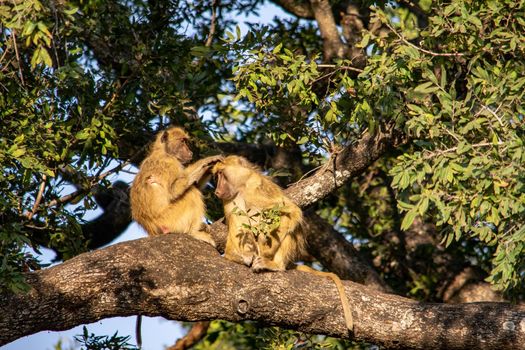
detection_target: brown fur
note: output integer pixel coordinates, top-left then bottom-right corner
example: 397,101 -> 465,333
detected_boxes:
212,155 -> 305,271
130,127 -> 222,246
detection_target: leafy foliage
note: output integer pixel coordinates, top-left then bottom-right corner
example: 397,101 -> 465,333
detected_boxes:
73,326 -> 139,350
234,204 -> 283,240
193,321 -> 361,350
380,1 -> 525,293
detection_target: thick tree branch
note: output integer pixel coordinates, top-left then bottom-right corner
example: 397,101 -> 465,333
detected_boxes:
168,321 -> 210,350
84,181 -> 132,249
81,128 -> 402,286
273,0 -> 314,18
309,0 -> 346,60
1,234 -> 524,349
443,267 -> 504,303
285,128 -> 406,208
302,211 -> 391,292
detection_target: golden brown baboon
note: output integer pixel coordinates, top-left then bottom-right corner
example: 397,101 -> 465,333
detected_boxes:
130,126 -> 222,246
212,155 -> 354,331
212,155 -> 305,271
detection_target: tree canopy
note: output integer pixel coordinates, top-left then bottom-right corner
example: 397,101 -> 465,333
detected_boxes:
1,0 -> 524,349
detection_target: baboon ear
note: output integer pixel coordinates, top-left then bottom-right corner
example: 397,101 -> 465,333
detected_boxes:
161,131 -> 168,143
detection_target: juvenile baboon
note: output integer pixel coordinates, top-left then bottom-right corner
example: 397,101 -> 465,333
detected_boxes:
212,155 -> 304,271
212,155 -> 354,331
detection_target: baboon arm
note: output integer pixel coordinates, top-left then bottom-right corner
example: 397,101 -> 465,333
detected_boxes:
168,174 -> 194,201
187,156 -> 222,181
168,156 -> 222,200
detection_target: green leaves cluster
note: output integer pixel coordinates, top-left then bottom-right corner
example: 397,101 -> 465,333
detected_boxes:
193,320 -> 357,350
234,204 -> 283,240
1,0 -> 247,291
73,326 -> 139,350
0,0 -> 78,69
377,0 -> 525,294
221,27 -> 361,153
199,0 -> 525,297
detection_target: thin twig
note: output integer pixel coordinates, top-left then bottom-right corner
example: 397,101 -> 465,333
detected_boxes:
97,143 -> 147,180
443,128 -> 460,143
12,30 -> 25,85
313,70 -> 338,84
482,103 -> 505,127
167,321 -> 211,350
384,21 -> 464,57
118,168 -> 138,176
45,188 -> 87,208
26,175 -> 47,220
288,163 -> 324,187
51,1 -> 60,67
0,45 -> 9,65
96,158 -> 134,181
317,63 -> 364,73
102,79 -> 128,113
423,141 -> 503,160
1,58 -> 14,73
46,147 -> 146,208
205,0 -> 218,48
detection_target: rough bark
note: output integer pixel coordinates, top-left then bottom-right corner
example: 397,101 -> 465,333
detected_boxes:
302,211 -> 390,292
309,0 -> 346,60
272,0 -> 314,18
1,234 -> 524,349
285,128 -> 406,208
443,267 -> 504,303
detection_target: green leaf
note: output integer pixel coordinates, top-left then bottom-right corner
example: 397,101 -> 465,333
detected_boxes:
325,109 -> 335,122
456,142 -> 471,154
190,46 -> 211,57
440,64 -> 447,88
296,136 -> 309,145
444,232 -> 454,248
22,21 -> 36,36
413,82 -> 439,94
225,30 -> 235,41
40,47 -> 52,67
399,171 -> 410,189
360,33 -> 370,48
419,197 -> 429,216
63,6 -> 79,15
401,208 -> 418,230
398,200 -> 414,210
36,21 -> 52,38
30,46 -> 52,68
236,25 -> 241,40
11,148 -> 26,158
